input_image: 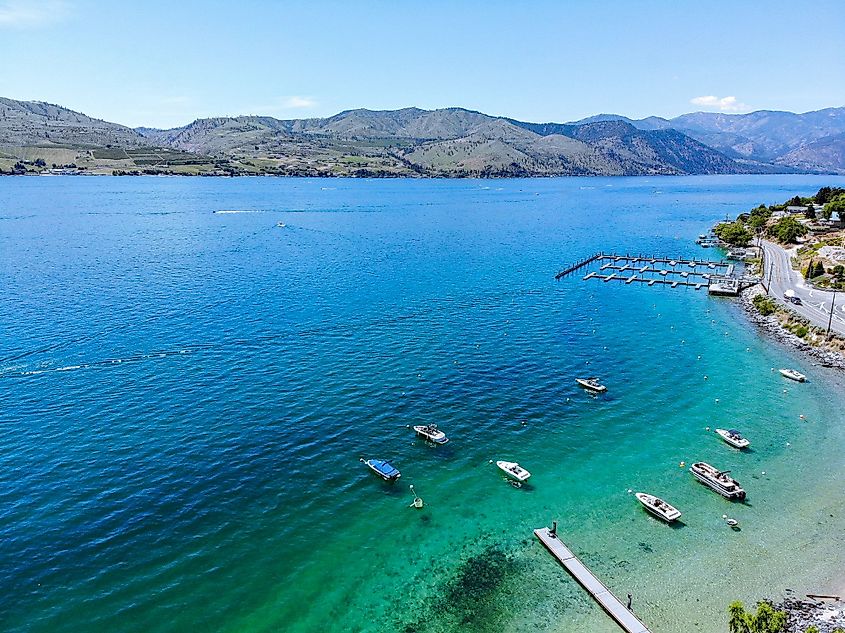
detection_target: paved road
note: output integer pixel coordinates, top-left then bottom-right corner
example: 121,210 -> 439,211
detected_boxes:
761,240 -> 845,336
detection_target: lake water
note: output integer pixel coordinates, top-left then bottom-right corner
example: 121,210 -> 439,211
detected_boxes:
2,175 -> 845,633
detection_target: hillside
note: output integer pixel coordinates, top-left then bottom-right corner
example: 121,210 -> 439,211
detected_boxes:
569,107 -> 845,173
2,97 -> 843,176
0,97 -> 145,148
135,107 -> 746,177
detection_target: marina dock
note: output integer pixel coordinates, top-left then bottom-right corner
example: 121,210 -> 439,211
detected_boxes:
556,252 -> 756,295
534,527 -> 652,633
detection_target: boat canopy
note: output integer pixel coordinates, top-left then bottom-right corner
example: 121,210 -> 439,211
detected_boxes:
371,460 -> 399,477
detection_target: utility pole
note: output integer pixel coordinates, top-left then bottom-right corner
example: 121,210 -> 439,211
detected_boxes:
766,258 -> 773,295
827,287 -> 838,336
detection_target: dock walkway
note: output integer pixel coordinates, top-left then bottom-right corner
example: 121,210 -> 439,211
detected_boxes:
556,252 -> 757,294
534,527 -> 651,633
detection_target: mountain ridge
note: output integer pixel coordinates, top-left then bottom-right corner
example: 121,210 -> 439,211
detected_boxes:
2,97 -> 843,176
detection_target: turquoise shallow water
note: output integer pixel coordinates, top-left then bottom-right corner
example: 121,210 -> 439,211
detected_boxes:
2,175 -> 845,633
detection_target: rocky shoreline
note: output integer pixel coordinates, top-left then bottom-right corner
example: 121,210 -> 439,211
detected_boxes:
739,285 -> 845,370
774,593 -> 845,632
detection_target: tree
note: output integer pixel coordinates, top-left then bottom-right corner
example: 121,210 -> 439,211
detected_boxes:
787,195 -> 803,207
816,186 -> 833,204
749,204 -> 772,230
825,194 -> 845,219
729,601 -> 751,633
815,261 -> 826,278
805,204 -> 816,219
805,260 -> 816,279
726,600 -> 787,633
715,220 -> 752,246
768,216 -> 808,244
833,264 -> 844,279
816,186 -> 845,205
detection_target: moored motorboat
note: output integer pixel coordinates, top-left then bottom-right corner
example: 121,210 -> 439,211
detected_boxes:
496,460 -> 531,482
779,368 -> 806,382
634,492 -> 682,522
576,377 -> 607,393
716,428 -> 750,449
361,458 -> 401,481
689,461 -> 746,499
412,423 -> 449,444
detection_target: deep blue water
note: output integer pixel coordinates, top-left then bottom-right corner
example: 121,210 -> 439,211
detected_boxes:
2,175 -> 845,633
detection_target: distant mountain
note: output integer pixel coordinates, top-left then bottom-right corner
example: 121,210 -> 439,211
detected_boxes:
567,113 -> 672,131
775,132 -> 845,173
566,107 -> 845,174
2,96 -> 843,176
134,107 -> 745,177
670,108 -> 845,162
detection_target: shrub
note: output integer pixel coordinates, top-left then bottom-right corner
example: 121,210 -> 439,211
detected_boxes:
753,295 -> 777,316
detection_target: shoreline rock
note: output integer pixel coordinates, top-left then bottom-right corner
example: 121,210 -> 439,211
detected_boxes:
739,285 -> 845,370
774,593 -> 845,632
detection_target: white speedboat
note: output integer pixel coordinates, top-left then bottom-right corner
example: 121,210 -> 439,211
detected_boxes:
779,368 -> 806,382
412,423 -> 449,444
276,222 -> 287,228
496,461 -> 531,482
576,377 -> 607,393
689,462 -> 746,500
716,428 -> 750,449
360,458 -> 401,482
635,492 -> 682,522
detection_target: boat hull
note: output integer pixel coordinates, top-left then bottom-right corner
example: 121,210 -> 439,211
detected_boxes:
575,379 -> 607,393
716,429 -> 750,449
779,369 -> 806,382
690,466 -> 745,500
364,460 -> 401,482
635,493 -> 681,522
412,425 -> 449,444
496,461 -> 531,482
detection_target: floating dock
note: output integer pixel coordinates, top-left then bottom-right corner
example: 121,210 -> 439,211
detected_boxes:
556,252 -> 756,294
534,527 -> 651,633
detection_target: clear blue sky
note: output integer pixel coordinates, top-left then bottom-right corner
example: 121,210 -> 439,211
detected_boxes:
1,0 -> 843,128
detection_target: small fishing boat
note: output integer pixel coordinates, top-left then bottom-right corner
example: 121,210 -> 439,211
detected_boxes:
576,377 -> 607,393
716,428 -> 750,449
635,492 -> 682,523
360,458 -> 401,482
496,460 -> 531,482
412,423 -> 449,444
779,368 -> 806,382
276,222 -> 287,228
689,462 -> 746,500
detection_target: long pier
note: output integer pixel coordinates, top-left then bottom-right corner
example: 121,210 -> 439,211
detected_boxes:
555,252 -> 604,280
535,527 -> 651,633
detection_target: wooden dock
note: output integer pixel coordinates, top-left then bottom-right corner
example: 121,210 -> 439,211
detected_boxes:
534,527 -> 651,633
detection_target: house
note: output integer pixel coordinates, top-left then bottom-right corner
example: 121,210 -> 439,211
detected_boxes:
830,211 -> 845,229
786,205 -> 814,215
818,245 -> 845,263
